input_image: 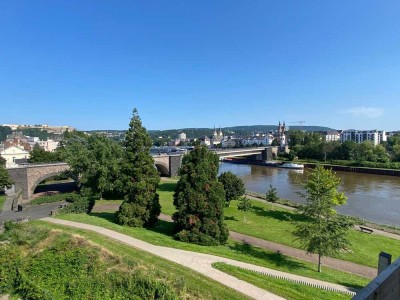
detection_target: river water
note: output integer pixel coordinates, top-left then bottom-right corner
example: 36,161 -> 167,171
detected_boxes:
219,162 -> 400,227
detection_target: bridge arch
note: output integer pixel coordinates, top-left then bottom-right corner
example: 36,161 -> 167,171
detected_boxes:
30,171 -> 72,198
155,162 -> 169,176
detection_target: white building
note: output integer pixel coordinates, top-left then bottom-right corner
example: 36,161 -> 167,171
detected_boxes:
37,139 -> 60,152
0,146 -> 30,168
317,130 -> 341,142
177,132 -> 186,140
340,130 -> 387,146
221,138 -> 238,148
241,134 -> 274,147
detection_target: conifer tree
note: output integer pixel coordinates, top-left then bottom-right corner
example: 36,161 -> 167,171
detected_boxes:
116,108 -> 160,227
173,145 -> 229,245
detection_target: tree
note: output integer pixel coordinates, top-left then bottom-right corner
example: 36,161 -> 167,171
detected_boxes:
116,109 -> 161,227
0,126 -> 12,142
59,133 -> 124,198
218,171 -> 245,206
293,165 -> 352,272
237,196 -> 252,222
265,185 -> 279,203
0,164 -> 13,192
29,144 -> 60,163
172,145 -> 229,245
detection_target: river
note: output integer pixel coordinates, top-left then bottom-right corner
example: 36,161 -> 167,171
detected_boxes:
219,162 -> 400,227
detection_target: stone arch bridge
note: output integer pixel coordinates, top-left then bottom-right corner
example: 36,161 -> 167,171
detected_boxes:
7,163 -> 70,203
6,147 -> 273,202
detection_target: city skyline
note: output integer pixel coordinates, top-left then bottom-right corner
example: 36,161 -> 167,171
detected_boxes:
1,1 -> 400,131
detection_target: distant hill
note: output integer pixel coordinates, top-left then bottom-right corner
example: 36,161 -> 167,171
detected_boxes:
87,125 -> 335,142
147,125 -> 335,140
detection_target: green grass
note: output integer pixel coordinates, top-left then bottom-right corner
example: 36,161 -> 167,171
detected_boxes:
0,194 -> 6,211
224,199 -> 400,268
3,221 -> 247,300
158,179 -> 178,215
158,180 -> 400,268
213,263 -> 352,300
56,212 -> 369,290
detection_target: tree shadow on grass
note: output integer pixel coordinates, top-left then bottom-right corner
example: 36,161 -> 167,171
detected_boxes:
157,182 -> 176,192
225,216 -> 237,221
147,219 -> 176,237
228,241 -> 305,270
251,206 -> 307,222
89,212 -> 116,223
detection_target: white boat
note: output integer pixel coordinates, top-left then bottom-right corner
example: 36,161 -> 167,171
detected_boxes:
279,162 -> 304,169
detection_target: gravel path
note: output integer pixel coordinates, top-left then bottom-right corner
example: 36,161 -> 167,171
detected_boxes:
42,217 -> 357,299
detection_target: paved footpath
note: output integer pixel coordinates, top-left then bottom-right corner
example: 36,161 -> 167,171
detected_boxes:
42,217 -> 356,300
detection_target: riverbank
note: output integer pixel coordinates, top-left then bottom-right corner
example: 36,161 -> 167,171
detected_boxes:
245,190 -> 400,236
223,158 -> 400,176
304,162 -> 400,177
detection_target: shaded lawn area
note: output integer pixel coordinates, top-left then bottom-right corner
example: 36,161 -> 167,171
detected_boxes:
32,220 -> 247,300
157,180 -> 400,269
0,194 -> 6,211
57,211 -> 369,290
213,263 -> 352,300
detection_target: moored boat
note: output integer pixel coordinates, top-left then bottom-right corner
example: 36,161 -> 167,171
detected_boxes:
278,162 -> 304,169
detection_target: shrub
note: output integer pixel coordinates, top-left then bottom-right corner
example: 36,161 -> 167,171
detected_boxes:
218,171 -> 245,206
31,192 -> 78,205
266,185 -> 279,203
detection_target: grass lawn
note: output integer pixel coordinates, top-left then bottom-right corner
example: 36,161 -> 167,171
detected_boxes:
27,221 -> 247,300
0,194 -> 6,211
158,180 -> 400,269
213,263 -> 352,300
56,211 -> 369,290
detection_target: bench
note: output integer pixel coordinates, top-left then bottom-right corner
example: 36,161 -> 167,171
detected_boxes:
360,226 -> 374,234
50,210 -> 58,216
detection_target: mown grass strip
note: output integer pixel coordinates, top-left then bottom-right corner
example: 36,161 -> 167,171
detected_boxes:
213,263 -> 352,300
0,194 -> 6,211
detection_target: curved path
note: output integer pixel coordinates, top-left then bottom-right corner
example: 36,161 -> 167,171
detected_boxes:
42,217 -> 356,300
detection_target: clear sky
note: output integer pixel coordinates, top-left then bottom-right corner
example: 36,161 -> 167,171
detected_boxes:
1,1 -> 399,131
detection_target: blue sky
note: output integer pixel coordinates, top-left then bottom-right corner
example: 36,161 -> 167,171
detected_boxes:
1,1 -> 399,131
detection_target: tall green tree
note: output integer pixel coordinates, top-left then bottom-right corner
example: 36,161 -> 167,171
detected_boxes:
218,171 -> 245,206
173,145 -> 229,245
0,164 -> 13,192
293,165 -> 352,272
116,109 -> 161,227
59,132 -> 124,198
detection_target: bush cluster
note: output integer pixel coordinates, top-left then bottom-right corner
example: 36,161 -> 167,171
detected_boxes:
31,192 -> 79,205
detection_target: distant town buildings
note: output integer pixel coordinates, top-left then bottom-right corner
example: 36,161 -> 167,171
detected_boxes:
177,132 -> 186,140
318,130 -> 342,142
340,129 -> 387,146
0,146 -> 30,168
1,124 -> 74,134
